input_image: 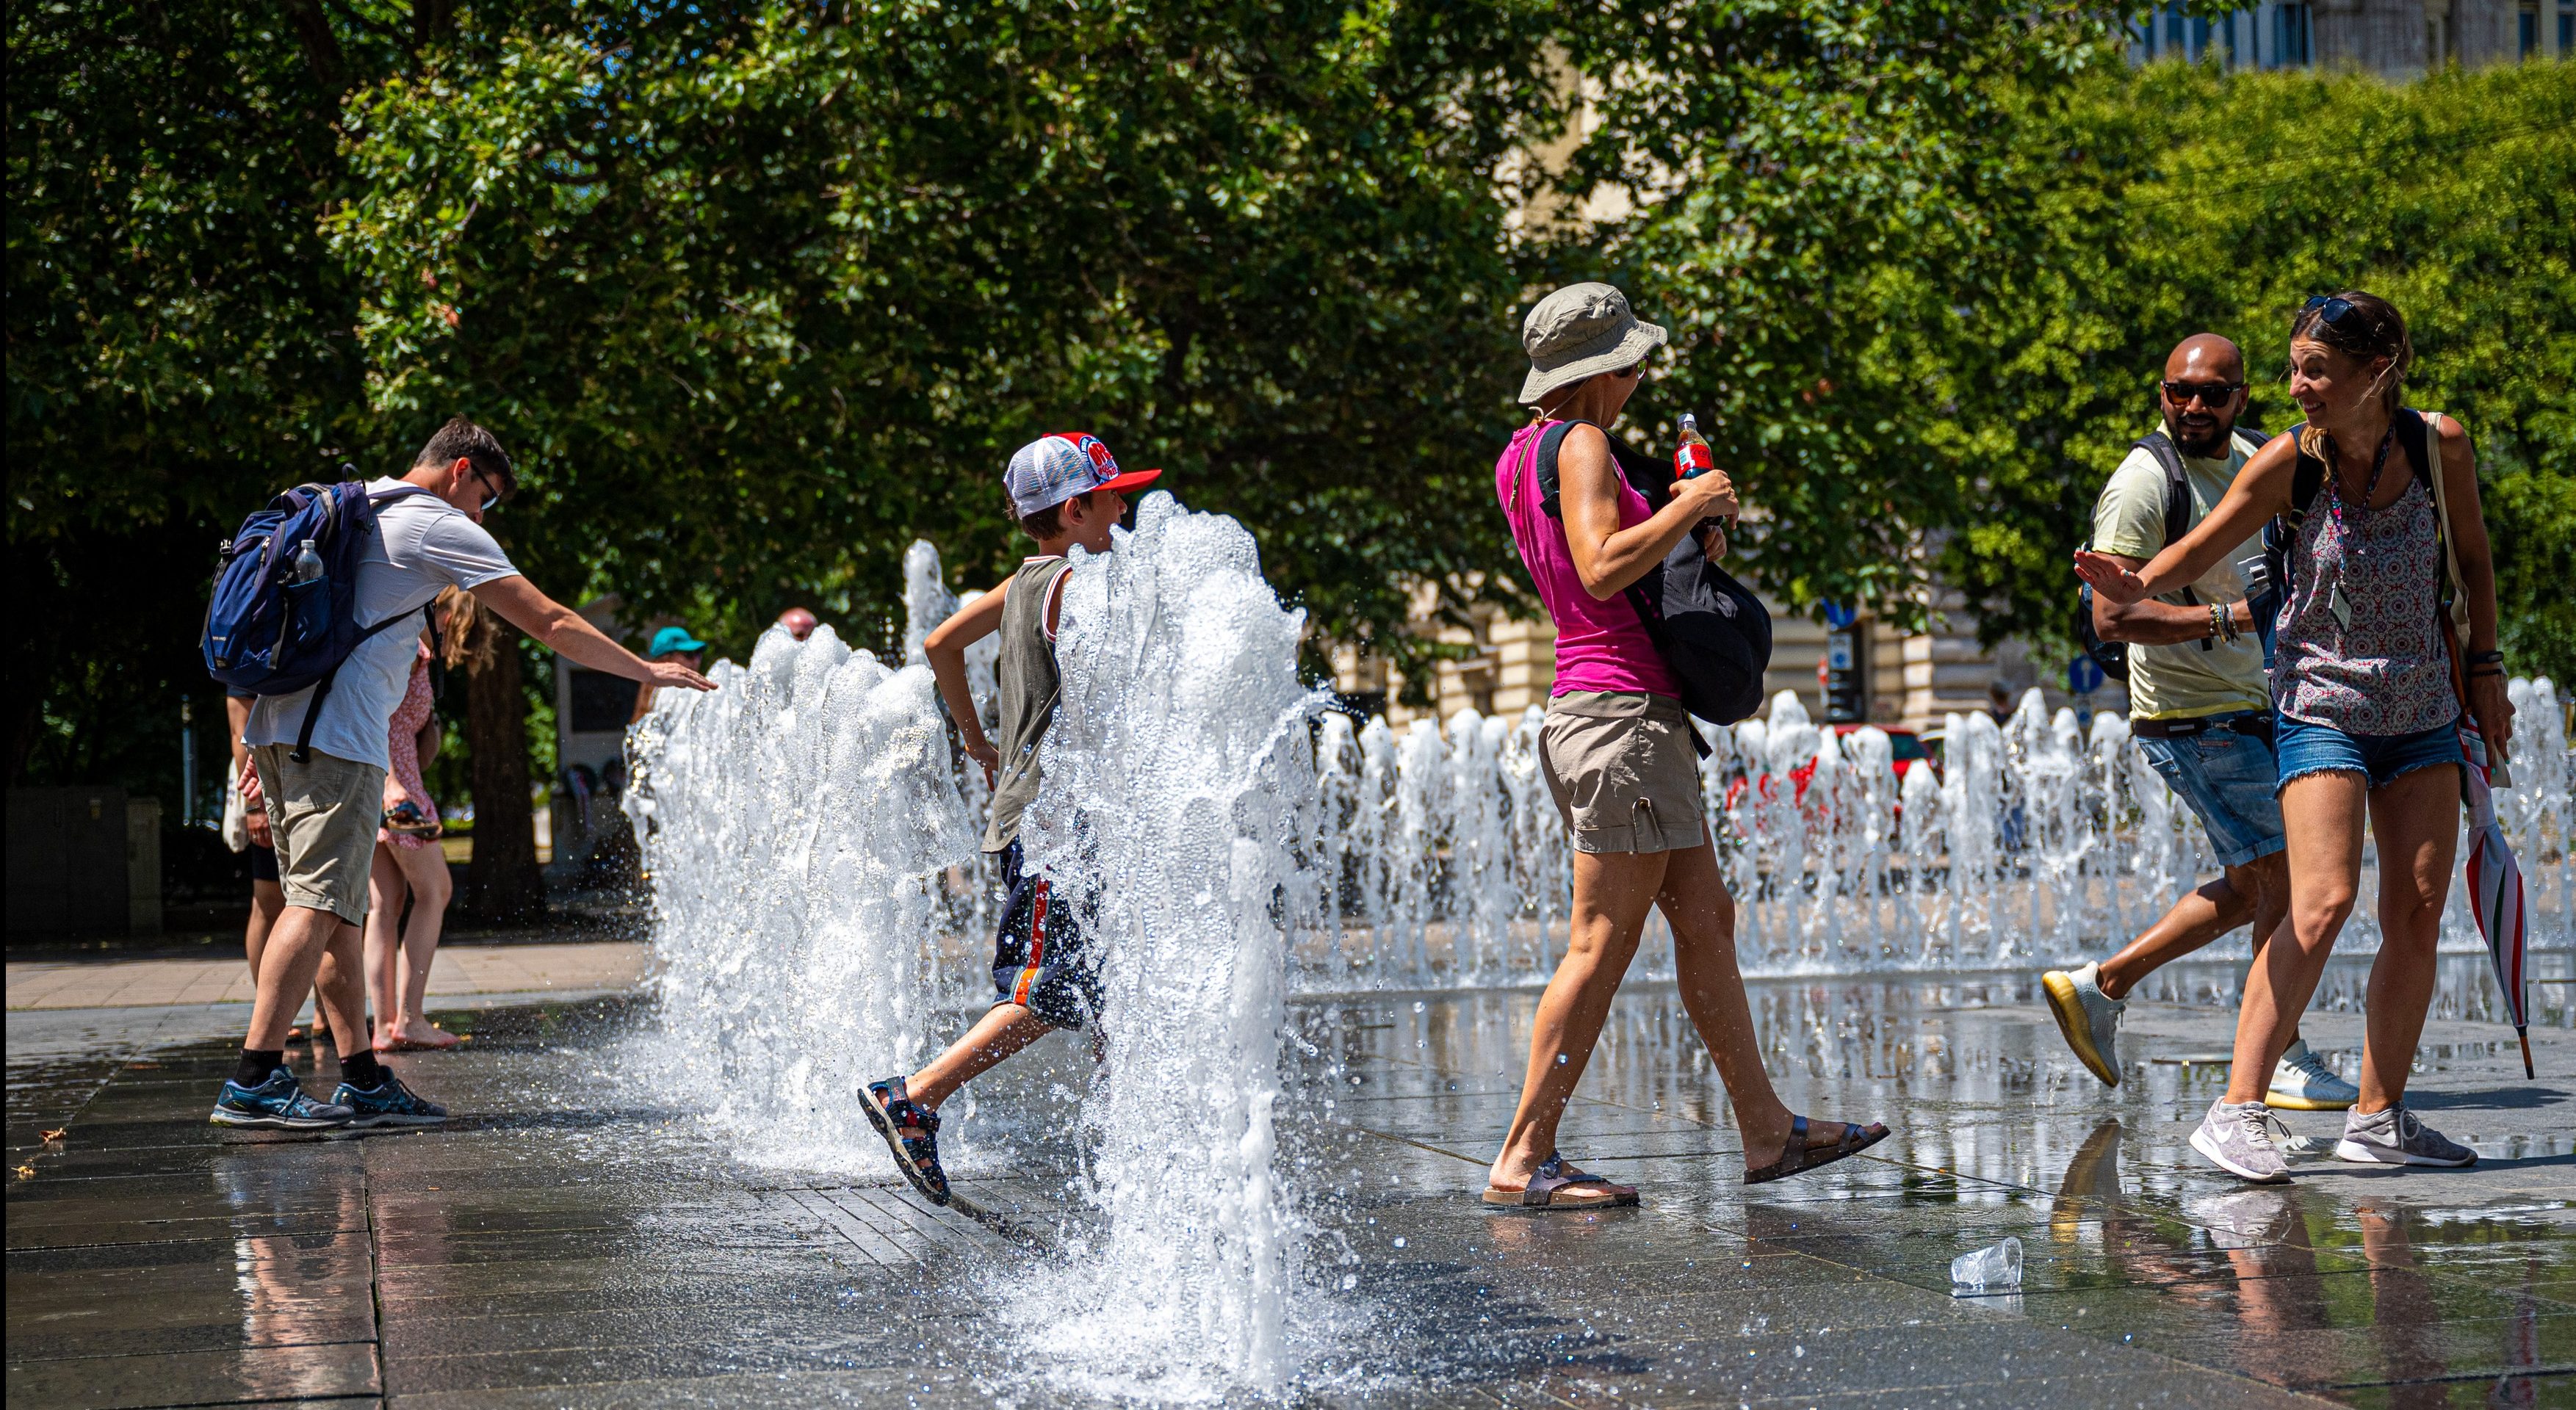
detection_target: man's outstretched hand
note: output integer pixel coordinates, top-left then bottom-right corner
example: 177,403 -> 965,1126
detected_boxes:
2073,549 -> 2148,606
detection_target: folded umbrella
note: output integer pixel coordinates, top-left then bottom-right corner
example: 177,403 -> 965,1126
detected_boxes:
2458,721 -> 2533,1080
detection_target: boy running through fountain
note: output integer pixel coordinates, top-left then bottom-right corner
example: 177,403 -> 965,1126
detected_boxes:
2041,335 -> 2358,1121
862,433 -> 1160,1204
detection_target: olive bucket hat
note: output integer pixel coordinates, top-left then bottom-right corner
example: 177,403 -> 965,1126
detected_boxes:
1519,282 -> 1668,405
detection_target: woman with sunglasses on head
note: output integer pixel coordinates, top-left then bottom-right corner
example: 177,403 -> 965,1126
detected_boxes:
2079,292 -> 2513,1183
1484,283 -> 1890,1209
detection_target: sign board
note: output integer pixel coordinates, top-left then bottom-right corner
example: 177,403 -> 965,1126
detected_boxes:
2068,655 -> 2107,696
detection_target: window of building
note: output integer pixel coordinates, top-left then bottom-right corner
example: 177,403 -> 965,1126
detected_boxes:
2561,4 -> 2572,51
2276,3 -> 2313,65
2168,4 -> 2188,55
2521,4 -> 2539,54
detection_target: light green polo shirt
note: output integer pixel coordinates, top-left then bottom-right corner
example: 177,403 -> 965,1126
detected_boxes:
2090,431 -> 2270,721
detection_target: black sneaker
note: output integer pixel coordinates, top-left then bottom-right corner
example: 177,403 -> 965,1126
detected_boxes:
331,1073 -> 448,1127
862,1077 -> 950,1204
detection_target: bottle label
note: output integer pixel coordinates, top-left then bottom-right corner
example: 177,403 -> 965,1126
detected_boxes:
1675,442 -> 1715,478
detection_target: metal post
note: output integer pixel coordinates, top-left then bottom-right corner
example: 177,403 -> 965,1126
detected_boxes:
179,698 -> 195,827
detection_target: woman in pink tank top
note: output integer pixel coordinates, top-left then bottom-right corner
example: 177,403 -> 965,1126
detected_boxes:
1482,283 -> 1890,1210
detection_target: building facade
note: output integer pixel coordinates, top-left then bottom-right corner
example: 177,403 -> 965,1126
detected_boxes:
2132,0 -> 2569,73
1331,585 -> 2089,740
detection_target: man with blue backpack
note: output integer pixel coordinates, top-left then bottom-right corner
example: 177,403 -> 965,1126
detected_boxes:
209,417 -> 713,1129
2041,335 -> 2359,1125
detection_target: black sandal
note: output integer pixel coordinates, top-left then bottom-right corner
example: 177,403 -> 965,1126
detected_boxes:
862,1077 -> 951,1205
1744,1116 -> 1891,1185
1482,1153 -> 1639,1210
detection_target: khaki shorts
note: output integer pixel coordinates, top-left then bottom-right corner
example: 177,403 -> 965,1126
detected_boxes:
1539,691 -> 1707,855
250,744 -> 386,925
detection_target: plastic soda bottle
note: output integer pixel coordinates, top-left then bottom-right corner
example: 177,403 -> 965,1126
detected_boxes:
1675,413 -> 1715,479
290,538 -> 325,583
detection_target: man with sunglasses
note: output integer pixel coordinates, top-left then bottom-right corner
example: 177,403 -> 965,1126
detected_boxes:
2041,335 -> 2359,1124
222,417 -> 715,1131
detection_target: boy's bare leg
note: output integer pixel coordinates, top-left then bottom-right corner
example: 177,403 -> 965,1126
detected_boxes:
906,1004 -> 1058,1109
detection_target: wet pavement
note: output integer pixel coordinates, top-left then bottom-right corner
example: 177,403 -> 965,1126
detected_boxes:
7,955 -> 2569,1408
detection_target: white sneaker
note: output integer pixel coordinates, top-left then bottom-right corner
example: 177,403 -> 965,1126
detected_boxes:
2334,1103 -> 2477,1168
2267,1039 -> 2359,1111
2041,961 -> 2124,1086
2190,1098 -> 2291,1184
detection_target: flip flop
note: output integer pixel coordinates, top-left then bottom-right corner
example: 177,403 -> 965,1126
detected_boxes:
1745,1116 -> 1891,1185
1482,1154 -> 1639,1210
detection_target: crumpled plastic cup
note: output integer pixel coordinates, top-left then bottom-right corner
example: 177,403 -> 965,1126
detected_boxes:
1949,1235 -> 2023,1293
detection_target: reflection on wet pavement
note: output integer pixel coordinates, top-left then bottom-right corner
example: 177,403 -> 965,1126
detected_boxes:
5,955 -> 2568,1407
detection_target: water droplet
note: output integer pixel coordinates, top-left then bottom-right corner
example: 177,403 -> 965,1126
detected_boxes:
1341,1273 -> 1357,1290
1392,1237 -> 1407,1248
1794,1345 -> 1805,1358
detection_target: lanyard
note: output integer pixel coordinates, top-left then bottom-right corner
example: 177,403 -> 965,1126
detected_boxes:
2325,425 -> 2396,556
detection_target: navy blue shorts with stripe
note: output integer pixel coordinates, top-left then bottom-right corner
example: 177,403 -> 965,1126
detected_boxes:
987,839 -> 1103,1031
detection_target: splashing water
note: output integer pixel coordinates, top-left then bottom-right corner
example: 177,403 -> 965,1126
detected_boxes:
627,515 -> 2572,1393
1008,493 -> 1319,1398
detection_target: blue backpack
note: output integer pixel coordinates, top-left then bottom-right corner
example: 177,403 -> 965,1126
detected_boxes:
203,474 -> 441,760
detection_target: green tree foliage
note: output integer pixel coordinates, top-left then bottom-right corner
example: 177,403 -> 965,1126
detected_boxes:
1546,1 -> 2119,621
323,0 -> 1567,682
1906,59 -> 2576,679
6,0 -> 379,788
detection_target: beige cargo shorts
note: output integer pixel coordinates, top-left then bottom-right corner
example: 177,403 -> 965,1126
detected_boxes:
1538,690 -> 1708,855
250,744 -> 387,925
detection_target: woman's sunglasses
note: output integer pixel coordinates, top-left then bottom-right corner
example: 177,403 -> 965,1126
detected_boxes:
2301,294 -> 2363,330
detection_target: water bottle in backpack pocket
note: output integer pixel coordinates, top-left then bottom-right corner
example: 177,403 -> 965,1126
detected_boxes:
203,472 -> 439,759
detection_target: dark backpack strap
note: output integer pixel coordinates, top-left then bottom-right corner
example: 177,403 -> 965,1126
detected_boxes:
2131,433 -> 2201,610
289,602 -> 436,762
1532,419 -> 1587,521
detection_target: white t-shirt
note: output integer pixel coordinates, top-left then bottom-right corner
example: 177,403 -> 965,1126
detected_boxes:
243,480 -> 520,770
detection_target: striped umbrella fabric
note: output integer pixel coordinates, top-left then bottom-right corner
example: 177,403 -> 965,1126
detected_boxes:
2459,721 -> 2533,1080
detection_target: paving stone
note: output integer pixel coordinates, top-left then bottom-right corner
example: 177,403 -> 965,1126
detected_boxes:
6,959 -> 2567,1407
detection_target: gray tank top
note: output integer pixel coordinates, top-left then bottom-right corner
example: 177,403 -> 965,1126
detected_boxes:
981,556 -> 1071,852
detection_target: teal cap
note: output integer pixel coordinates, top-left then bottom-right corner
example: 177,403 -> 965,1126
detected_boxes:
649,626 -> 707,657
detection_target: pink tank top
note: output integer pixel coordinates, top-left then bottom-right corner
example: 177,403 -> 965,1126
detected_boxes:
1496,421 -> 1678,699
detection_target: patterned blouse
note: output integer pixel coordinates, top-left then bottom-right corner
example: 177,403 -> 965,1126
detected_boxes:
2272,458 -> 2456,736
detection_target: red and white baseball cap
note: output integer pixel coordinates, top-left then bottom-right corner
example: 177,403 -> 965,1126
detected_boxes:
1005,433 -> 1161,519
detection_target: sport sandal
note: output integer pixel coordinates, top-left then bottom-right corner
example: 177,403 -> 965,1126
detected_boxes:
1482,1153 -> 1639,1210
862,1077 -> 952,1204
1745,1116 -> 1891,1185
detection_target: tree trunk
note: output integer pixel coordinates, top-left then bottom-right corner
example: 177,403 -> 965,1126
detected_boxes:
465,629 -> 546,925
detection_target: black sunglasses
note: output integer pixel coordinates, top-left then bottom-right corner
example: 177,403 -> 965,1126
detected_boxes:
2301,294 -> 2364,330
2161,380 -> 2243,405
466,462 -> 506,513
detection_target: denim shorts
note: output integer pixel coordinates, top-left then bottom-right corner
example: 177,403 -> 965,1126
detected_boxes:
2274,714 -> 2462,793
2134,714 -> 2287,868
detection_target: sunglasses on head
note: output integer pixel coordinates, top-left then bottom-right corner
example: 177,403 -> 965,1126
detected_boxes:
2301,294 -> 2364,331
2161,380 -> 2243,405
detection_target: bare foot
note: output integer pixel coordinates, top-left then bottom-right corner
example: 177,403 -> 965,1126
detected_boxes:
375,1020 -> 461,1052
